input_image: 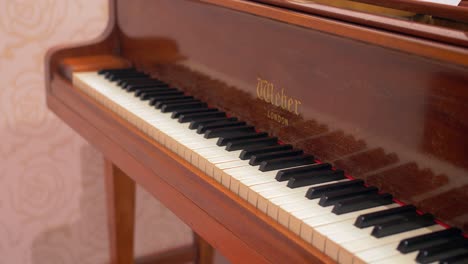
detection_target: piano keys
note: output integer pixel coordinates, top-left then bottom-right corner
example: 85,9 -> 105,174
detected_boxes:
70,68 -> 468,263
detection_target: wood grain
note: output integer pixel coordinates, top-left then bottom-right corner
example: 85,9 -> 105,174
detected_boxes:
60,55 -> 131,80
194,233 -> 215,264
104,159 -> 136,264
227,0 -> 468,49
135,245 -> 196,264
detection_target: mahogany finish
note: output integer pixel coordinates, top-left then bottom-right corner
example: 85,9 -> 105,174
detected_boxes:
134,245 -> 196,264
254,0 -> 468,47
116,0 -> 468,232
104,160 -> 136,264
46,0 -> 468,263
194,233 -> 215,264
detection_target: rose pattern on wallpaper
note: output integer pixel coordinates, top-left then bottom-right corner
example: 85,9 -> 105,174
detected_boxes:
0,1 -> 192,263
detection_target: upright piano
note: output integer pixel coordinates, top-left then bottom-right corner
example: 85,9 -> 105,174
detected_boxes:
46,0 -> 468,263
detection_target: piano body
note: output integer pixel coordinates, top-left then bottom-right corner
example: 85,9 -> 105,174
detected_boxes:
45,0 -> 468,263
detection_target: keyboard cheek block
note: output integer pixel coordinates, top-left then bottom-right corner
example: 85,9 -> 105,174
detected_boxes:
80,69 -> 468,264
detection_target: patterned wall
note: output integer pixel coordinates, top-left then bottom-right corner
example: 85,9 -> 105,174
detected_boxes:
0,0 -> 196,263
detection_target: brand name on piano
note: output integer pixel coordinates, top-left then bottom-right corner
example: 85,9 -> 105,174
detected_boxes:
256,78 -> 302,116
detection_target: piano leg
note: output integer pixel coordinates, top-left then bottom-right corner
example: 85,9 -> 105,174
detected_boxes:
105,159 -> 136,264
194,232 -> 215,264
104,158 -> 215,264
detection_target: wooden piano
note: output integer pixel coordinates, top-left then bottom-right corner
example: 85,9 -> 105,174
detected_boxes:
45,0 -> 468,263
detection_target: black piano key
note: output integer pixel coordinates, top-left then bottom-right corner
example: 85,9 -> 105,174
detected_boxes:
217,132 -> 268,146
178,111 -> 227,123
127,84 -> 170,93
276,163 -> 332,182
137,88 -> 178,95
259,155 -> 315,172
287,169 -> 346,188
120,79 -> 165,88
171,108 -> 218,119
151,93 -> 193,106
204,125 -> 255,139
371,213 -> 435,238
141,92 -> 187,101
225,137 -> 278,151
103,69 -> 139,78
197,121 -> 246,134
135,86 -> 172,97
161,102 -> 207,113
155,98 -> 195,109
440,252 -> 468,264
148,92 -> 186,105
239,145 -> 293,160
107,73 -> 148,82
98,68 -> 135,75
187,116 -> 237,127
416,237 -> 468,264
126,82 -> 168,91
118,78 -> 160,87
332,193 -> 393,215
397,228 -> 462,254
306,179 -> 364,199
154,97 -> 194,108
249,149 -> 303,166
354,204 -> 417,228
107,70 -> 146,76
318,186 -> 378,207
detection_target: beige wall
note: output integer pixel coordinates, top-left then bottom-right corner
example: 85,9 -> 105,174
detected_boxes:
0,0 -> 196,263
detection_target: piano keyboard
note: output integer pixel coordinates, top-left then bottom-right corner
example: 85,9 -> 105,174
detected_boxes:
73,68 -> 468,264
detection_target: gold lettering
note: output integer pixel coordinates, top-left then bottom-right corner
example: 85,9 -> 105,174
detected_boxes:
294,100 -> 302,115
275,94 -> 281,106
256,77 -> 302,118
256,78 -> 263,99
270,85 -> 274,104
266,110 -> 289,126
288,98 -> 294,112
281,89 -> 288,110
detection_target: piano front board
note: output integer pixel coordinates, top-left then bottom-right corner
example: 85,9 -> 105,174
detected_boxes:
113,0 -> 468,232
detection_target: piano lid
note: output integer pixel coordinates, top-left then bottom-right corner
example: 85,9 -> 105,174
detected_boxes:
254,0 -> 468,47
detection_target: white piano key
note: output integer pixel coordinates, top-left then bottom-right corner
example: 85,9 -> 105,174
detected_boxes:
371,252 -> 419,264
353,241 -> 402,264
337,225 -> 444,264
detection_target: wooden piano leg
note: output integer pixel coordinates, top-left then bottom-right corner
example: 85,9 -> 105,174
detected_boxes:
105,159 -> 136,264
194,232 -> 215,264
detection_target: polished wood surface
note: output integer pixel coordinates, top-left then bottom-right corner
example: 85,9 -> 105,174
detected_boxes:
115,0 -> 468,232
46,0 -> 468,262
281,0 -> 468,22
60,55 -> 130,80
194,233 -> 215,264
254,0 -> 468,47
104,160 -> 136,264
135,245 -> 196,264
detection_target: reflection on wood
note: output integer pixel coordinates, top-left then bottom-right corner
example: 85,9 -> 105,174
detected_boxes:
143,62 -> 467,231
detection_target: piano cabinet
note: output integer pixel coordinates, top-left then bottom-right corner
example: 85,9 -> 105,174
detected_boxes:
46,0 -> 468,263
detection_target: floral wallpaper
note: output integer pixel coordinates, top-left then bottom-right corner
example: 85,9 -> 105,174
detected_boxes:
0,0 -> 198,263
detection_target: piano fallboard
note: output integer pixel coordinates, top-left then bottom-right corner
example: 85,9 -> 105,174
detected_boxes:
114,0 -> 468,232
